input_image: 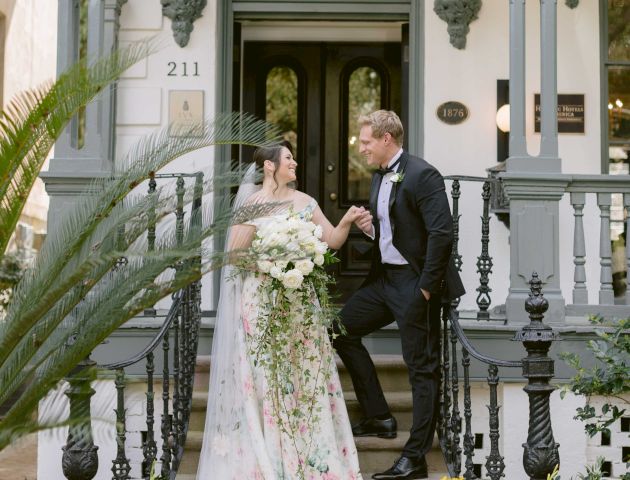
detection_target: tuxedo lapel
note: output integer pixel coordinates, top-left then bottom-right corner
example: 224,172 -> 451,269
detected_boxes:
388,152 -> 408,217
369,173 -> 381,216
369,173 -> 382,239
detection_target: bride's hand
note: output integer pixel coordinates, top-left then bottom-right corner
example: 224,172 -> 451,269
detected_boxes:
340,205 -> 365,227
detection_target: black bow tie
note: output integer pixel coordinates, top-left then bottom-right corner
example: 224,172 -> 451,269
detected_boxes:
375,157 -> 401,176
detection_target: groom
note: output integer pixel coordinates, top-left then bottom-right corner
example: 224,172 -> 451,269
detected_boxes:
334,110 -> 464,479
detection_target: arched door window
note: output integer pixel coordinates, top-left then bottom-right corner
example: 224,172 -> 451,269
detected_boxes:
346,66 -> 383,201
265,66 -> 299,153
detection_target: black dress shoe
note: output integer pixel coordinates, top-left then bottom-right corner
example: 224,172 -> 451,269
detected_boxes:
351,415 -> 397,438
372,455 -> 428,479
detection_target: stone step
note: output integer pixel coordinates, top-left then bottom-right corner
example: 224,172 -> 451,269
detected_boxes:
188,390 -> 415,433
179,430 -> 445,476
185,355 -> 439,476
344,390 -> 414,431
195,354 -> 412,394
336,355 -> 411,394
176,470 -> 449,480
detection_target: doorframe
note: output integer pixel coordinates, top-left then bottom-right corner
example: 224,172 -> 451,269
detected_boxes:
213,1 -> 424,305
215,2 -> 424,155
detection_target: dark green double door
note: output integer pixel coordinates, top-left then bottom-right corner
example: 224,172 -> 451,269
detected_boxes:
242,41 -> 402,301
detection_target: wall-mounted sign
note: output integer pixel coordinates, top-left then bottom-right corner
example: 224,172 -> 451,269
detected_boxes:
169,90 -> 204,136
534,94 -> 584,134
436,101 -> 469,125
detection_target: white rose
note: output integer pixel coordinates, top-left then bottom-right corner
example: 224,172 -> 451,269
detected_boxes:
313,225 -> 323,239
302,240 -> 317,255
313,254 -> 325,266
276,233 -> 290,246
269,266 -> 284,279
295,259 -> 314,276
282,269 -> 304,289
257,260 -> 273,273
315,242 -> 328,254
286,241 -> 300,252
261,232 -> 280,248
275,260 -> 288,270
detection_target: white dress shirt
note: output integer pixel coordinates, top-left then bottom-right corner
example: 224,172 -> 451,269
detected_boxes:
370,148 -> 408,265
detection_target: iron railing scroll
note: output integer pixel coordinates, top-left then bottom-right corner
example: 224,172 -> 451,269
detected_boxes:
61,173 -> 204,480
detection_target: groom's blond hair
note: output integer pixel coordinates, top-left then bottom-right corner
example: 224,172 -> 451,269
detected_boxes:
358,110 -> 404,146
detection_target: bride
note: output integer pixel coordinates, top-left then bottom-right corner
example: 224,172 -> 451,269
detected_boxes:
196,143 -> 365,479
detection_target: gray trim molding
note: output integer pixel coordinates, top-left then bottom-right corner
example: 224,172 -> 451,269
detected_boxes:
161,0 -> 208,47
407,0 -> 423,156
433,0 -> 482,50
231,1 -> 410,20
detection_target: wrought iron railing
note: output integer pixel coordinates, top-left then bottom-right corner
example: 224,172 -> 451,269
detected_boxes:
60,173 -> 203,480
444,176 -> 500,320
438,274 -> 561,479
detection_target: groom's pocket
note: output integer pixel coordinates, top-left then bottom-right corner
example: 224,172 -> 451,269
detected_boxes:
404,294 -> 429,327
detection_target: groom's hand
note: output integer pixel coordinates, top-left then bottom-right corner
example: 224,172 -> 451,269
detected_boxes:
355,208 -> 374,236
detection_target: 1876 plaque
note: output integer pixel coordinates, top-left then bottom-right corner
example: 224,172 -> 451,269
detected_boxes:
436,101 -> 469,125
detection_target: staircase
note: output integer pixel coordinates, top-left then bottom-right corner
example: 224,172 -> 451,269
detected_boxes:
176,355 -> 448,479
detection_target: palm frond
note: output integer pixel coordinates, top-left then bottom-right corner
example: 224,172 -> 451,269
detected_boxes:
0,38 -> 157,256
0,177 -> 226,404
1,209 -> 226,425
0,115 -> 281,370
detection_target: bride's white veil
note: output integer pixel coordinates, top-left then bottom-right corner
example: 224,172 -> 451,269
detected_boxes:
196,162 -> 270,478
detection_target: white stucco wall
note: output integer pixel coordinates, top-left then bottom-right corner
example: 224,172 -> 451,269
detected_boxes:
424,1 -> 603,312
117,0 -> 218,311
1,0 -> 57,234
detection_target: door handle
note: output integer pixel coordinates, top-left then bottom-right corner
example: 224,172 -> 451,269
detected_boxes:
329,192 -> 338,201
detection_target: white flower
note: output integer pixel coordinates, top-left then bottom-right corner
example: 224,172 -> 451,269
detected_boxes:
275,260 -> 288,270
390,172 -> 405,183
212,435 -> 229,457
257,260 -> 273,273
286,241 -> 300,252
270,266 -> 284,279
313,225 -> 323,239
314,254 -> 325,266
315,242 -> 328,255
282,269 -> 304,289
295,259 -> 314,276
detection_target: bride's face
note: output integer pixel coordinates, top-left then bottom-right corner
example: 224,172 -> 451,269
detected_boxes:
272,147 -> 297,184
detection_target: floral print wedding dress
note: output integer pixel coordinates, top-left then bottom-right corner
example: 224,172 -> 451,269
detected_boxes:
197,201 -> 362,480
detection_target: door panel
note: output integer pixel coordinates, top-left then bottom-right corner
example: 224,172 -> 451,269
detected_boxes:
243,41 -> 402,301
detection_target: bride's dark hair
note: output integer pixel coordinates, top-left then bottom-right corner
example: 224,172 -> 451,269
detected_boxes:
252,141 -> 296,192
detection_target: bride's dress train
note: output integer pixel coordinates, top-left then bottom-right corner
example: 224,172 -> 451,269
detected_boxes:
197,203 -> 362,480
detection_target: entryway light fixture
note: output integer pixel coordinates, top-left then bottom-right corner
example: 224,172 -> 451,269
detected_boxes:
496,104 -> 510,133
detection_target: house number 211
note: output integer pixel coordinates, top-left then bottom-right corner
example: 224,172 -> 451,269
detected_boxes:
167,61 -> 200,77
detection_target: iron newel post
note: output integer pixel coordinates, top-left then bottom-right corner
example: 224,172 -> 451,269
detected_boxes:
62,355 -> 99,480
513,273 -> 561,480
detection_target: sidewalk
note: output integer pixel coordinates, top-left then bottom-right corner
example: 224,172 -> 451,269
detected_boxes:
0,432 -> 37,480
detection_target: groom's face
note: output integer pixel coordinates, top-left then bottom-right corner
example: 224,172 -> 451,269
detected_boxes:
359,125 -> 389,168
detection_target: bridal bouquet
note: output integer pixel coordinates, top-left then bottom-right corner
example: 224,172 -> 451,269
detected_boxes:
250,213 -> 331,287
241,211 -> 342,475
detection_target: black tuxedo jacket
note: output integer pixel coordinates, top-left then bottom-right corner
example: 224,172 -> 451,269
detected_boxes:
365,151 -> 465,301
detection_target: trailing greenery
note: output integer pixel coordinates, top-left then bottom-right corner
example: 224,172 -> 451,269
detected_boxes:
0,37 -> 282,451
560,316 -> 629,437
560,316 -> 629,479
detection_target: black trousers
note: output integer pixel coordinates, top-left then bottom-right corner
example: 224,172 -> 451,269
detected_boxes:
333,266 -> 442,459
